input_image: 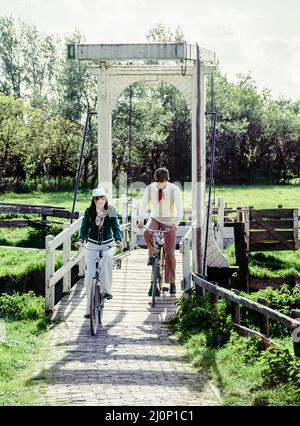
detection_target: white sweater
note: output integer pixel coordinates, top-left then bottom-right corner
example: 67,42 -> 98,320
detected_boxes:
138,182 -> 183,226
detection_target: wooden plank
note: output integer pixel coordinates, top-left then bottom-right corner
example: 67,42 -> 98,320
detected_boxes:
0,207 -> 79,219
0,220 -> 29,227
250,211 -> 293,250
216,197 -> 224,250
244,208 -> 250,250
249,230 -> 293,241
0,202 -> 66,210
63,222 -> 71,293
249,209 -> 294,219
49,216 -> 83,251
249,220 -> 294,230
233,222 -> 248,291
45,235 -> 55,312
233,324 -> 274,348
49,249 -> 85,288
192,273 -> 300,329
249,242 -> 294,251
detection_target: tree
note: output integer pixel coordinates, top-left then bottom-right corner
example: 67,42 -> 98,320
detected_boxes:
0,93 -> 26,188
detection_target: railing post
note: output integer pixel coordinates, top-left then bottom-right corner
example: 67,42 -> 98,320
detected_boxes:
63,222 -> 71,293
78,254 -> 85,277
121,198 -> 128,249
258,297 -> 269,338
216,197 -> 224,250
45,235 -> 55,312
130,198 -> 138,249
231,289 -> 241,324
180,237 -> 191,293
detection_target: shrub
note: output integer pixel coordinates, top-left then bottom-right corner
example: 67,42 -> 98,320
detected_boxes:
260,345 -> 300,394
240,284 -> 300,338
172,288 -> 233,347
0,291 -> 45,321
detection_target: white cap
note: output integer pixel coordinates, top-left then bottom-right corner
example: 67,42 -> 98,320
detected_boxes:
92,188 -> 107,197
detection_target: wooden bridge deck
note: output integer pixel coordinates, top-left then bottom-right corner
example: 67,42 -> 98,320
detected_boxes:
32,249 -> 221,406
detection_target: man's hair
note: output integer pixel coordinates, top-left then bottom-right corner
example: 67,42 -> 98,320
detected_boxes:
154,167 -> 169,182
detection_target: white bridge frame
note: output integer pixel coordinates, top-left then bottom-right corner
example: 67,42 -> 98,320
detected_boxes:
45,43 -> 229,311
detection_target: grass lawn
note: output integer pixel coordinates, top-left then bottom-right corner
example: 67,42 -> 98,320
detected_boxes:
225,245 -> 300,279
0,319 -> 48,405
0,248 -> 62,278
0,183 -> 299,211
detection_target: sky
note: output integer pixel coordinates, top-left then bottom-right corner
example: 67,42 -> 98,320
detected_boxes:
1,0 -> 300,100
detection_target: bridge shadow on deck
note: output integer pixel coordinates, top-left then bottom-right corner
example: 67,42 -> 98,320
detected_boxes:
28,250 -> 218,405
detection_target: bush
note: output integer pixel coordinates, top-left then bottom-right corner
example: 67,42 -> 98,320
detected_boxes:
260,346 -> 300,392
0,291 -> 45,321
171,288 -> 233,347
240,284 -> 300,338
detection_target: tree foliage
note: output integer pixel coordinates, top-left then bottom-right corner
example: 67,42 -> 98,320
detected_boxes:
0,18 -> 299,190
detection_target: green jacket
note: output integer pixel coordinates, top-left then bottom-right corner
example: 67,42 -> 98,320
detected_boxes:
77,206 -> 122,245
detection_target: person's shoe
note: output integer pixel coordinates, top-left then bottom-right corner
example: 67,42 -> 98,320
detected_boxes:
170,283 -> 176,294
147,256 -> 154,266
103,293 -> 113,300
148,283 -> 160,297
84,314 -> 90,319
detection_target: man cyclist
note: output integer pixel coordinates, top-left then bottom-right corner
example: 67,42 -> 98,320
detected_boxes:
137,167 -> 183,295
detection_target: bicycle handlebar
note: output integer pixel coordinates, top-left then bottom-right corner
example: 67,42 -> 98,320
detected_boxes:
143,226 -> 173,233
82,243 -> 115,251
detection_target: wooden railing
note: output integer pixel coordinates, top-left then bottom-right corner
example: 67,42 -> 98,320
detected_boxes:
0,202 -> 79,227
179,227 -> 192,294
45,197 -> 137,312
192,273 -> 300,357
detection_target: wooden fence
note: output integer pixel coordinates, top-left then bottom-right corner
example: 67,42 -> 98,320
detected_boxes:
243,208 -> 299,251
0,202 -> 79,227
192,273 -> 300,357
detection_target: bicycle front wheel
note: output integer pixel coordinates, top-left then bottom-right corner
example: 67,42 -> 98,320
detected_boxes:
90,279 -> 100,336
158,246 -> 165,290
151,257 -> 159,308
99,294 -> 104,325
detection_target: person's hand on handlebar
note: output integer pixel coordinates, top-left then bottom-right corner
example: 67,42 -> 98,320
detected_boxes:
74,241 -> 83,250
137,221 -> 144,230
116,241 -> 123,249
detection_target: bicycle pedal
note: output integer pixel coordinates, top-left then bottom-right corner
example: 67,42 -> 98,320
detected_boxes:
114,259 -> 122,269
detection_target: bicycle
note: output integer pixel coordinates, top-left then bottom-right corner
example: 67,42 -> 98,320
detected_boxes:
83,243 -> 119,336
144,227 -> 171,308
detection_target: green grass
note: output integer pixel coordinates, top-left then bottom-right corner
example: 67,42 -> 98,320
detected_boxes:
0,319 -> 48,405
0,248 -> 62,279
0,223 -> 66,249
0,184 -> 298,248
224,244 -> 300,279
0,183 -> 300,211
170,290 -> 300,406
0,291 -> 50,405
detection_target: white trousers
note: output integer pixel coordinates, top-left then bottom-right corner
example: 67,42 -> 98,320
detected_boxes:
84,241 -> 114,314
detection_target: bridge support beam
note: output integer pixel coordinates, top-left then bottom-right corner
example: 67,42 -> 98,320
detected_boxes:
97,62 -> 113,200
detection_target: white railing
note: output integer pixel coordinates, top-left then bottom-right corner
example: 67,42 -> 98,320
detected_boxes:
179,226 -> 192,294
45,197 -> 136,312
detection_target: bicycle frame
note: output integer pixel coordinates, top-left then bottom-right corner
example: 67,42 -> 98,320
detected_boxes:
83,243 -> 114,335
145,227 -> 170,307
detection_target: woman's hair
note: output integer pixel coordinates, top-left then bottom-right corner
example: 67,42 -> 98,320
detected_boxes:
154,167 -> 169,182
87,196 -> 108,219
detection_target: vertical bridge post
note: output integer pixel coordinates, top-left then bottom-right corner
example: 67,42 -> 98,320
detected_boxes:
45,235 -> 55,312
